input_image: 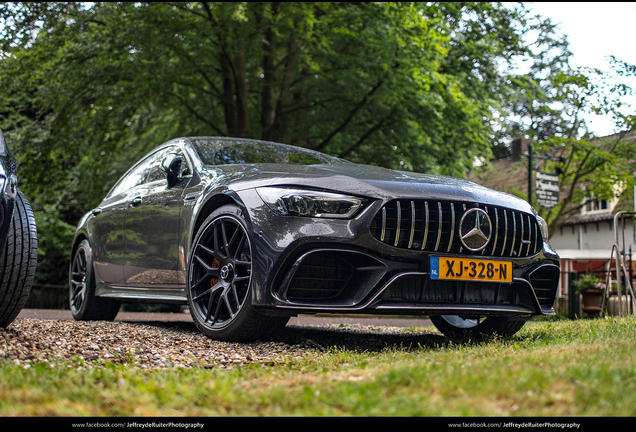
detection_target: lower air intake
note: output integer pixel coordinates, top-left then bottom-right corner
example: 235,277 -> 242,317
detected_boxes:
285,253 -> 354,301
383,275 -> 535,310
528,264 -> 560,307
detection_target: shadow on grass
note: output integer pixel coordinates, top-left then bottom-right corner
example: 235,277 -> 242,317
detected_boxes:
124,320 -> 451,353
280,325 -> 451,352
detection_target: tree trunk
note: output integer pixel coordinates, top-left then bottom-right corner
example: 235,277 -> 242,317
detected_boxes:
232,41 -> 250,138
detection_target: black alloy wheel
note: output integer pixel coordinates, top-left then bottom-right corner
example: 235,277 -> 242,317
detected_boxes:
69,239 -> 120,321
188,205 -> 288,341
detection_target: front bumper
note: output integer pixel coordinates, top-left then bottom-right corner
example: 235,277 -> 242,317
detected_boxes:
239,189 -> 560,318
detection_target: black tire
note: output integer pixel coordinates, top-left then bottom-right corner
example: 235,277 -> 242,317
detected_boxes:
430,315 -> 526,343
188,204 -> 289,341
0,190 -> 37,328
69,239 -> 120,321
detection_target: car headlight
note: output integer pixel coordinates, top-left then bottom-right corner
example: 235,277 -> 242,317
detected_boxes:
257,187 -> 364,219
537,215 -> 550,242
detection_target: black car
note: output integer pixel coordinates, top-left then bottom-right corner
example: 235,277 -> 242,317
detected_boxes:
0,129 -> 38,328
70,137 -> 560,342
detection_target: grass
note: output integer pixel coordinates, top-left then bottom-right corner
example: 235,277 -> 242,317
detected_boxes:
1,316 -> 635,417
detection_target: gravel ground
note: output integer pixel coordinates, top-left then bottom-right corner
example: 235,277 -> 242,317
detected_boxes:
1,317 -> 446,370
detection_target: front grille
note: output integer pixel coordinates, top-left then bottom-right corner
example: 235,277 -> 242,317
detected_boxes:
370,200 -> 543,258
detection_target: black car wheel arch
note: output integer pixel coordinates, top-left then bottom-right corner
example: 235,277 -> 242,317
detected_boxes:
69,239 -> 120,321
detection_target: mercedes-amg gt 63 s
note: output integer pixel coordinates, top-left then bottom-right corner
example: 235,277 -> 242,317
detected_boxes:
0,128 -> 37,328
70,137 -> 560,342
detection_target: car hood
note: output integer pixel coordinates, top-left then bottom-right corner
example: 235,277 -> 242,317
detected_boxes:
202,162 -> 535,214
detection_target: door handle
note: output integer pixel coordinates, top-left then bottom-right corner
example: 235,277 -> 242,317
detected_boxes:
130,197 -> 142,207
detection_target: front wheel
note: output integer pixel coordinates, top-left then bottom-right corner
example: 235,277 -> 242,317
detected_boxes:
188,205 -> 288,341
69,239 -> 120,321
430,315 -> 526,343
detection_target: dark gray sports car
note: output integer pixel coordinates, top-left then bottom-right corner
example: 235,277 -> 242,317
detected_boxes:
70,137 -> 560,342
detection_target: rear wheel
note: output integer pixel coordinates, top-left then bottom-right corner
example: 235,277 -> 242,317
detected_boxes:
430,315 -> 526,343
188,205 -> 288,341
0,190 -> 37,328
69,239 -> 120,321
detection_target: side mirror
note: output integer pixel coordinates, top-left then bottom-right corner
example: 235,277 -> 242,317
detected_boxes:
162,153 -> 183,188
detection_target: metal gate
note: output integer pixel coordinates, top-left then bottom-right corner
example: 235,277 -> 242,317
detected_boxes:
559,211 -> 636,319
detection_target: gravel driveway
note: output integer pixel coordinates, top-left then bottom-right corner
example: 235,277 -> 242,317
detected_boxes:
2,310 -> 443,370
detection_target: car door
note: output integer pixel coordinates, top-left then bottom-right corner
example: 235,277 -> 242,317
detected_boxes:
123,145 -> 192,289
90,156 -> 155,288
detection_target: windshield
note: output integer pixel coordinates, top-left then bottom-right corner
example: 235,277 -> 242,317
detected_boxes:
189,137 -> 349,166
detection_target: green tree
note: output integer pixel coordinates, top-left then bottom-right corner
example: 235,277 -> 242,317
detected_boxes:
487,10 -> 636,236
0,2 -> 596,286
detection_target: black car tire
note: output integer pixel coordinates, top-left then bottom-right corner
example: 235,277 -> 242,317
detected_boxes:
69,239 -> 120,321
0,190 -> 37,328
430,315 -> 526,343
188,204 -> 289,341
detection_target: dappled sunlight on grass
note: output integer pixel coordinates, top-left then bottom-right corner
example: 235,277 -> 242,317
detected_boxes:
1,316 -> 634,416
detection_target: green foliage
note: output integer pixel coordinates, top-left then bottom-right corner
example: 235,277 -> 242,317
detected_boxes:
1,2 -> 633,285
535,132 -> 636,235
0,2 -> 533,286
504,53 -> 636,234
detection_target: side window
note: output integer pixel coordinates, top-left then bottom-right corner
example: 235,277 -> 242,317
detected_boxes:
146,147 -> 179,184
108,148 -> 170,197
106,144 -> 192,198
108,157 -> 154,198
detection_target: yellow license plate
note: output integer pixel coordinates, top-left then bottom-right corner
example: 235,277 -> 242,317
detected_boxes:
430,256 -> 512,283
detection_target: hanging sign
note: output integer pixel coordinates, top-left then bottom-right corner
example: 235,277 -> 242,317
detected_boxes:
535,171 -> 560,210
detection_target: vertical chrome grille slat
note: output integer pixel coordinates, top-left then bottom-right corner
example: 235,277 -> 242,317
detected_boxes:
518,213 -> 525,256
421,201 -> 429,250
447,203 -> 455,253
503,210 -> 509,256
531,214 -> 538,254
408,201 -> 415,249
509,211 -> 516,257
434,202 -> 442,252
394,201 -> 402,247
371,199 -> 541,258
380,207 -> 386,242
490,207 -> 499,256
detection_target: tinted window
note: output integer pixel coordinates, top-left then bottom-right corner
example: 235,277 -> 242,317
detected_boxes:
108,146 -> 178,197
189,138 -> 348,166
109,157 -> 154,197
146,147 -> 183,184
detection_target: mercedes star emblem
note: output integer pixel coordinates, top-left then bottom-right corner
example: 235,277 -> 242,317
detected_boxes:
459,208 -> 492,252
